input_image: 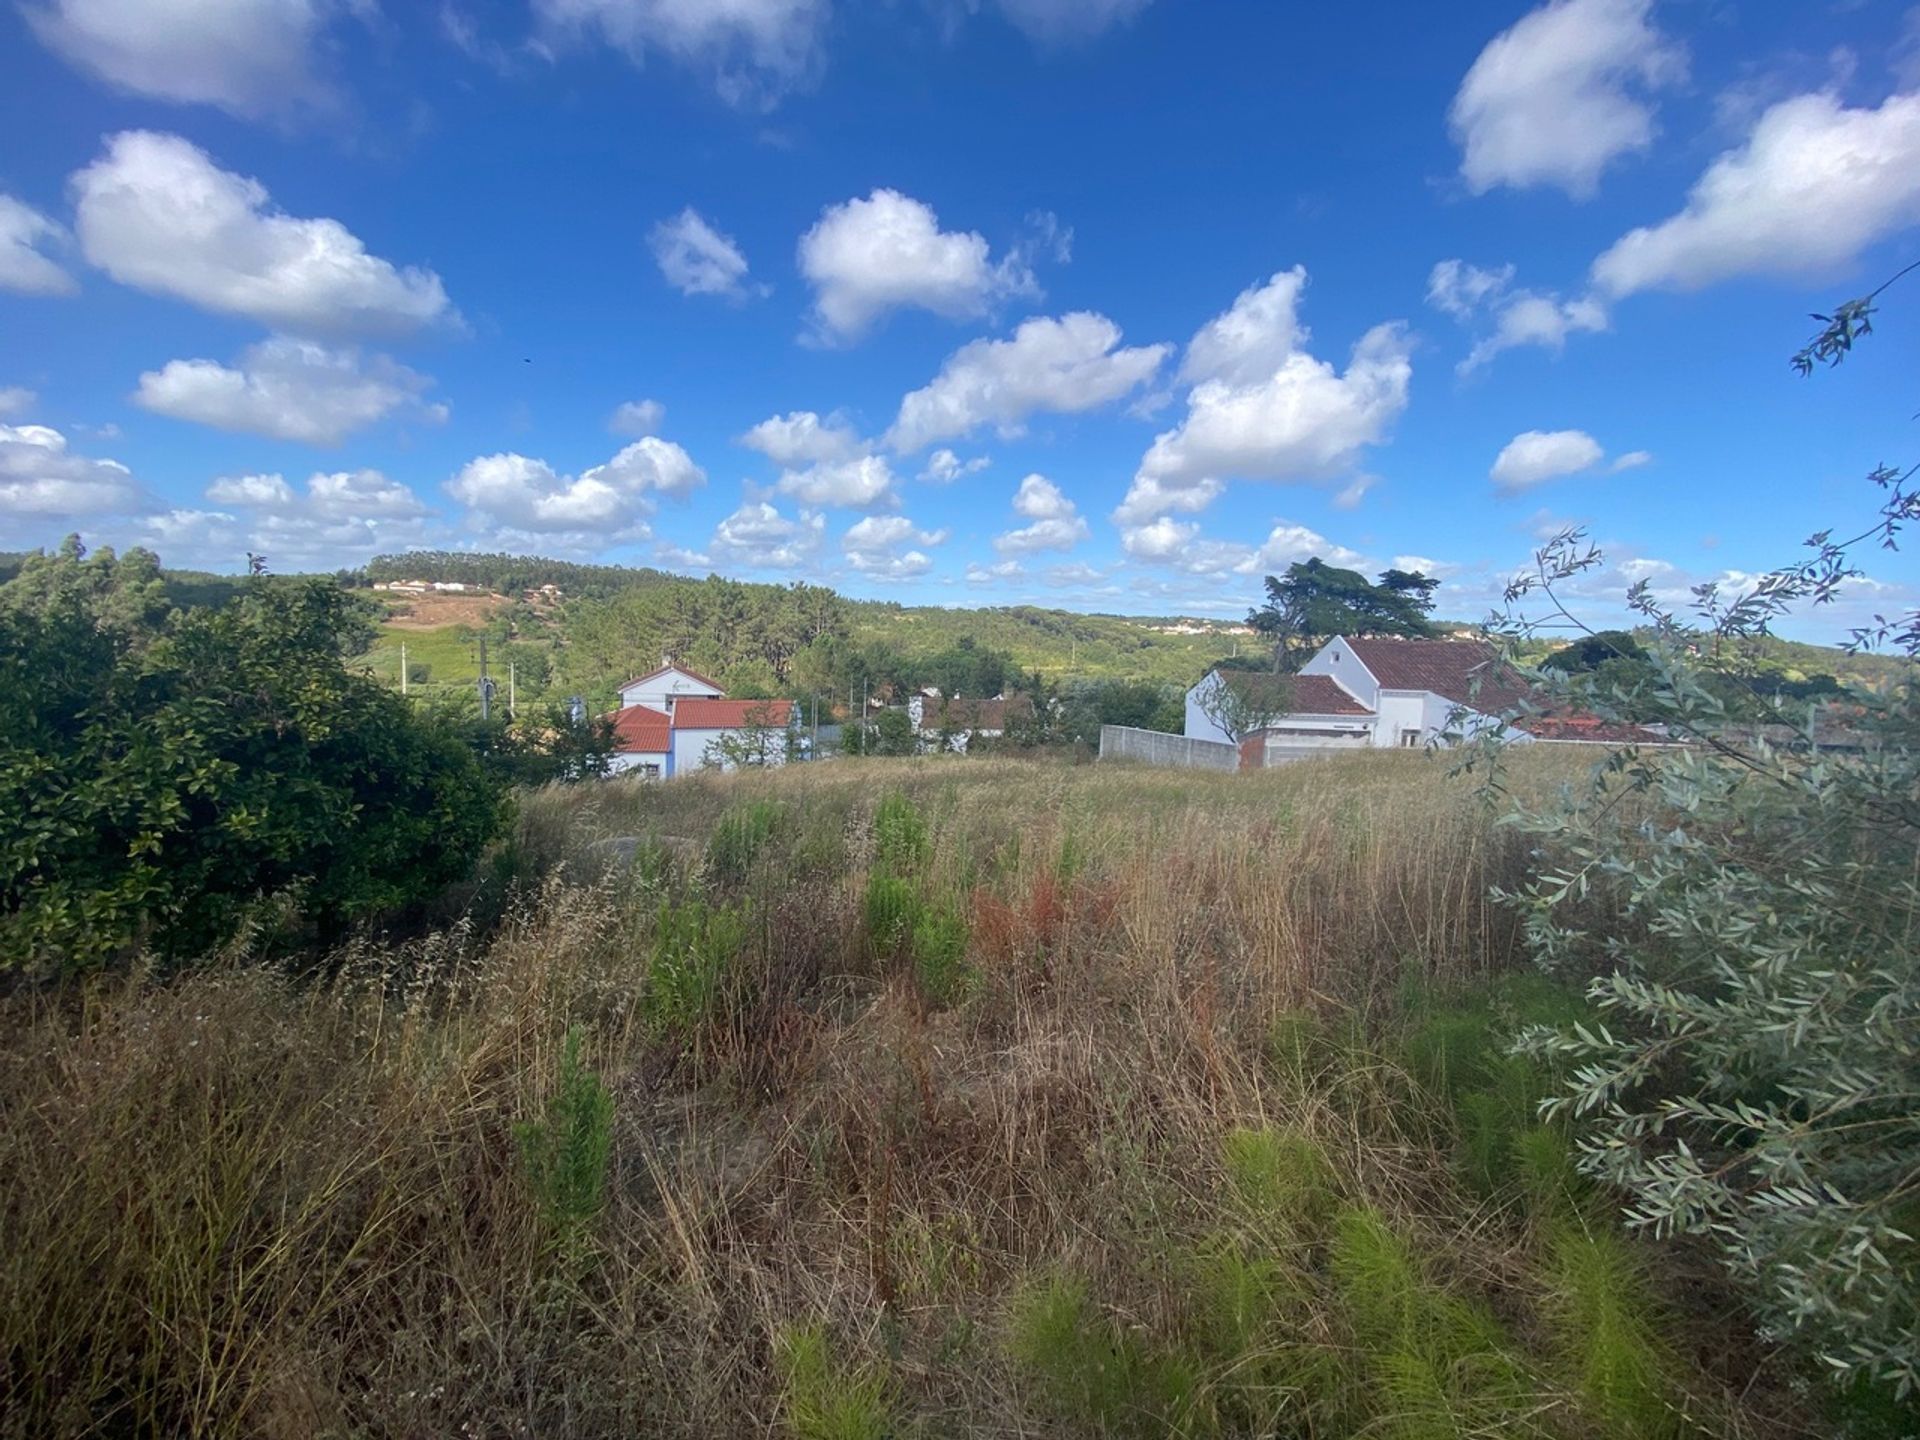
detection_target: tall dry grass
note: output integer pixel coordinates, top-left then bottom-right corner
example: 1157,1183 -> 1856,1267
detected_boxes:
0,751 -> 1810,1437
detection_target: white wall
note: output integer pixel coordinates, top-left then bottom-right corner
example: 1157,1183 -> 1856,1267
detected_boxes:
674,724 -> 795,773
607,750 -> 668,777
1184,671 -> 1231,743
1297,637 -> 1379,709
619,666 -> 723,710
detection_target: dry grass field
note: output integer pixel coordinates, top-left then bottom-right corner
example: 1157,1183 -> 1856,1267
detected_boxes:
0,752 -> 1823,1438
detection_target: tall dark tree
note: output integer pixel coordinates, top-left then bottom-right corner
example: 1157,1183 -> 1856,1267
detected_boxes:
1248,559 -> 1439,670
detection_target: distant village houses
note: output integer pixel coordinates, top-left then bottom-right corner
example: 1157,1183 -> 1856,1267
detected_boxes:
1182,636 -> 1661,766
906,689 -> 1035,751
605,662 -> 798,778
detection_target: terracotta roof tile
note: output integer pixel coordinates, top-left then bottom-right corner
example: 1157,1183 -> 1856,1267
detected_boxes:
670,698 -> 794,729
1284,673 -> 1374,716
922,695 -> 1034,731
607,704 -> 671,753
1343,637 -> 1531,712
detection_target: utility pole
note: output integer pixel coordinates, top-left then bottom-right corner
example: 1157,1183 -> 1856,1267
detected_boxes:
400,642 -> 408,697
478,636 -> 490,722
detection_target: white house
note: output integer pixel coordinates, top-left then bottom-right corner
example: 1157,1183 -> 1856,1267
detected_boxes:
1186,636 -> 1653,757
605,662 -> 798,778
905,691 -> 1033,752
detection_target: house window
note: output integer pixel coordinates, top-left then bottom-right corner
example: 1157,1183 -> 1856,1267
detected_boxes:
1399,728 -> 1421,748
639,762 -> 661,779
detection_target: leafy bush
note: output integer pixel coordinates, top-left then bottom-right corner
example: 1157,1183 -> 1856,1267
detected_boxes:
1476,290 -> 1920,1398
0,575 -> 503,972
909,903 -> 976,1008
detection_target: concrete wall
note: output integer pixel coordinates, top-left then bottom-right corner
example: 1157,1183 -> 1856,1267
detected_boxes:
1099,724 -> 1239,771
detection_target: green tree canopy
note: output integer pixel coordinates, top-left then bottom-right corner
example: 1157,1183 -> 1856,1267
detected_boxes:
1,569 -> 504,973
1248,559 -> 1440,670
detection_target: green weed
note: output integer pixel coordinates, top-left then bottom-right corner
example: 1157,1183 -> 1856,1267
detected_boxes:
515,1026 -> 613,1252
1006,1272 -> 1201,1437
776,1321 -> 895,1440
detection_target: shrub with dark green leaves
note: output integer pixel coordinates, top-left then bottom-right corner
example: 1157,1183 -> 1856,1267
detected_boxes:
0,575 -> 503,972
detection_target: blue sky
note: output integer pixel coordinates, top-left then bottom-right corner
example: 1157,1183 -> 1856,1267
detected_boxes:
3,0 -> 1918,639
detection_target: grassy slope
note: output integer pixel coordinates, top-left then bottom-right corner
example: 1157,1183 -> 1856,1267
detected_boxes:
0,753 -> 1816,1438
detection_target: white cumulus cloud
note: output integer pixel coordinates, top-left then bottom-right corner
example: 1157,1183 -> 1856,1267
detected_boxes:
1490,428 -> 1648,492
710,498 -> 825,569
448,437 -> 704,535
919,448 -> 990,484
776,455 -> 900,511
1592,89 -> 1920,297
888,312 -> 1169,452
1428,259 -> 1609,373
798,188 -> 1041,342
0,423 -> 139,517
649,207 -> 758,299
994,473 -> 1088,555
134,337 -> 444,445
0,195 -> 76,297
842,513 -> 947,580
24,0 -> 358,120
1450,0 -> 1685,198
71,131 -> 455,336
740,409 -> 865,466
1118,270 -> 1410,524
609,398 -> 666,435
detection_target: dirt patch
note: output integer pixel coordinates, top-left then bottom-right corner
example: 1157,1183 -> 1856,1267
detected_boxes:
380,590 -> 510,631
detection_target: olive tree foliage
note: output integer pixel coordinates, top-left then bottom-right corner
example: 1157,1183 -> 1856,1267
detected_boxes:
0,562 -> 505,973
1194,667 -> 1294,743
1463,292 -> 1920,1397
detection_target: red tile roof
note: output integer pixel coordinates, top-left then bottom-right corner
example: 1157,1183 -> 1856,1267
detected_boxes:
670,697 -> 794,729
1284,673 -> 1373,716
1342,638 -> 1532,712
615,662 -> 724,694
608,704 -> 671,753
921,695 -> 1034,731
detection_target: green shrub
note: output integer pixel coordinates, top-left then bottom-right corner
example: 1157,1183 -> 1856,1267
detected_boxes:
707,800 -> 784,885
1006,1272 -> 1200,1438
0,575 -> 504,972
909,903 -> 976,1008
1221,1126 -> 1334,1234
515,1026 -> 614,1252
872,792 -> 929,874
644,897 -> 749,1034
1330,1207 -> 1534,1438
1545,1226 -> 1676,1437
863,872 -> 920,963
775,1321 -> 894,1440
